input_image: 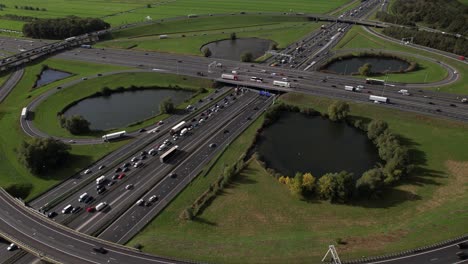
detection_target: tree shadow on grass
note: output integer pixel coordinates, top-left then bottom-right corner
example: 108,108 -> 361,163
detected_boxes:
36,153 -> 94,181
193,217 -> 217,226
351,188 -> 422,209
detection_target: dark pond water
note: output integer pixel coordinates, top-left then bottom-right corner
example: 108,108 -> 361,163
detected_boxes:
325,56 -> 410,75
257,112 -> 380,177
35,69 -> 72,87
64,89 -> 193,131
201,38 -> 273,61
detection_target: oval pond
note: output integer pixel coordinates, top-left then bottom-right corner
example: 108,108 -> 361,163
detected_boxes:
201,38 -> 273,61
325,56 -> 410,75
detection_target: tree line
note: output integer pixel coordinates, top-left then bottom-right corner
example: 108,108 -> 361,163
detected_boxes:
14,5 -> 47,11
382,26 -> 468,57
23,16 -> 110,39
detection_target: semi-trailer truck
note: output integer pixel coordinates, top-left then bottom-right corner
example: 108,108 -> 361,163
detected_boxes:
344,85 -> 361,92
170,121 -> 186,135
273,80 -> 291,88
369,95 -> 389,103
102,131 -> 126,141
221,74 -> 239,81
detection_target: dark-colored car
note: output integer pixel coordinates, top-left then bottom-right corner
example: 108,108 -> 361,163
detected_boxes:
97,187 -> 106,194
139,128 -> 146,133
170,173 -> 177,178
70,206 -> 80,214
93,247 -> 108,254
47,211 -> 57,218
112,174 -> 119,180
114,167 -> 122,173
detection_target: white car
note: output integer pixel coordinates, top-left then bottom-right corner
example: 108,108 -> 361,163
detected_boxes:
7,243 -> 18,251
136,199 -> 144,206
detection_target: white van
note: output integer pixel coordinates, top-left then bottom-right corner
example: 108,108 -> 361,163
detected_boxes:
96,202 -> 107,211
96,175 -> 106,185
62,204 -> 73,214
78,193 -> 88,202
83,169 -> 91,174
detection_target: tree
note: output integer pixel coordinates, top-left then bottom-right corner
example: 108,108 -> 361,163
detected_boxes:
302,173 -> 316,193
202,47 -> 212,57
180,207 -> 194,220
289,172 -> 303,198
146,4 -> 152,8
18,138 -> 71,175
317,171 -> 354,203
62,115 -> 91,134
241,52 -> 253,62
367,120 -> 389,140
327,101 -> 350,121
159,98 -> 175,114
356,168 -> 385,196
359,63 -> 372,76
230,32 -> 237,40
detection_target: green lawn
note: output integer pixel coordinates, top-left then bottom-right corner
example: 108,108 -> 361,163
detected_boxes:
334,26 -> 468,94
33,72 -> 213,138
0,73 -> 11,86
129,93 -> 468,263
100,16 -> 322,56
0,0 -> 350,30
0,59 -> 132,200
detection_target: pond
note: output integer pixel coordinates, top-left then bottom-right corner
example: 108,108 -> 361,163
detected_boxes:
324,56 -> 410,75
201,38 -> 274,61
35,69 -> 72,87
256,112 -> 380,177
63,89 -> 193,131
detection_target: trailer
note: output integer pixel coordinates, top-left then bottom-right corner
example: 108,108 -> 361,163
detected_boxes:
160,145 -> 178,163
159,35 -> 168,39
80,44 -> 92,49
221,74 -> 239,81
366,78 -> 385,85
273,80 -> 291,88
344,85 -> 355,92
369,95 -> 389,103
65,37 -> 77,42
102,131 -> 126,141
170,121 -> 186,135
21,107 -> 28,120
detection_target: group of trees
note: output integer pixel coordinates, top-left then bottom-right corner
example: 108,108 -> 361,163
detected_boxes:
382,27 -> 468,57
327,101 -> 350,121
14,5 -> 46,11
23,16 -> 110,39
18,138 -> 71,175
359,63 -> 372,76
202,47 -> 211,57
59,115 -> 91,135
159,98 -> 175,114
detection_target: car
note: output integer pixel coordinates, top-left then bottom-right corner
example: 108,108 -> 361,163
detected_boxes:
69,140 -> 75,144
97,187 -> 106,194
114,167 -> 122,173
209,143 -> 217,148
140,150 -> 148,156
139,128 -> 146,133
112,174 -> 119,180
134,162 -> 143,168
428,102 -> 435,105
169,173 -> 177,178
148,195 -> 159,203
158,120 -> 164,125
449,103 -> 457,107
224,129 -> 229,134
436,109 -> 442,112
71,206 -> 80,214
122,167 -> 130,172
86,207 -> 95,213
47,211 -> 57,218
123,162 -> 131,168
144,201 -> 151,207
331,85 -> 337,88
107,181 -> 116,187
136,199 -> 144,206
93,247 -> 108,254
253,106 -> 259,110
81,77 -> 87,80
98,165 -> 105,170
97,73 -> 102,77
131,156 -> 139,162
7,243 -> 18,251
117,173 -> 126,179
56,86 -> 62,90
125,184 -> 134,190
83,169 -> 92,174
457,242 -> 468,249
140,155 -> 147,160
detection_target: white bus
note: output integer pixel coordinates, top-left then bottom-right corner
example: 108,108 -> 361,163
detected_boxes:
21,107 -> 28,119
170,121 -> 186,135
273,80 -> 291,88
102,131 -> 126,141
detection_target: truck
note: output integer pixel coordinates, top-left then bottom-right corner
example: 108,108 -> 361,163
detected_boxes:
21,107 -> 28,120
160,145 -> 178,163
80,44 -> 92,49
273,80 -> 291,88
344,85 -> 356,92
96,202 -> 107,211
221,74 -> 239,81
369,95 -> 389,103
366,78 -> 385,85
96,175 -> 106,185
180,128 -> 188,136
170,121 -> 186,135
65,37 -> 77,42
102,131 -> 126,141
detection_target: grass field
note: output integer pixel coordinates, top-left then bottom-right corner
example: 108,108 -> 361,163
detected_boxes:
0,0 -> 350,31
33,72 -> 213,138
0,59 -> 133,200
100,15 -> 322,56
334,26 -> 467,94
128,93 -> 468,263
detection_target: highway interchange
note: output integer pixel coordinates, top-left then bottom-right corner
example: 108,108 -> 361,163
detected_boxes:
0,0 -> 467,263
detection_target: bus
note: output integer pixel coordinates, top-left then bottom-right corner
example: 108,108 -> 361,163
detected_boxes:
21,107 -> 28,120
273,80 -> 291,88
365,78 -> 385,85
102,131 -> 126,141
170,121 -> 186,135
160,145 -> 178,163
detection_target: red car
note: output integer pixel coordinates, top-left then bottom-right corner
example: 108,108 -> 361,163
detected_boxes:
86,207 -> 95,213
117,173 -> 126,179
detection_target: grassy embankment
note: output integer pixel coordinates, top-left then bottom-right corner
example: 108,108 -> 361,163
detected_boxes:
129,93 -> 468,263
0,59 -> 133,200
99,15 -> 323,57
0,0 -> 350,31
33,72 -> 213,138
334,26 -> 467,94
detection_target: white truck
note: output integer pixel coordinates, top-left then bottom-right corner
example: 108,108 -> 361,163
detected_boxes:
221,74 -> 239,81
96,202 -> 107,211
273,80 -> 291,88
21,107 -> 28,119
369,95 -> 389,103
180,128 -> 188,136
96,175 -> 106,185
102,131 -> 126,141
